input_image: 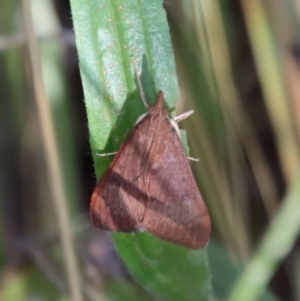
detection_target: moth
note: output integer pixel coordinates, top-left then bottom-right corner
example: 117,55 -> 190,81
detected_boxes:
90,90 -> 211,249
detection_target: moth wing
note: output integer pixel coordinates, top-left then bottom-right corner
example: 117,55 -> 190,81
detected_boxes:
142,118 -> 211,249
90,115 -> 152,232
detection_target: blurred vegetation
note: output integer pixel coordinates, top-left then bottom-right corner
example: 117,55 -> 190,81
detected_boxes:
1,0 -> 300,301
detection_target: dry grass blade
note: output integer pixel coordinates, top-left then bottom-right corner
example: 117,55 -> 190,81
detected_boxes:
21,0 -> 83,300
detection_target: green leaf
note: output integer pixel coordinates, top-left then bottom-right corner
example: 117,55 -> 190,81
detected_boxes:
208,241 -> 279,301
70,0 -> 211,300
0,266 -> 61,301
104,279 -> 152,301
114,233 -> 211,301
70,0 -> 179,177
226,172 -> 300,301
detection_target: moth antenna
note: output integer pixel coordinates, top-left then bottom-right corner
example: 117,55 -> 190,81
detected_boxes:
132,58 -> 149,109
174,110 -> 194,123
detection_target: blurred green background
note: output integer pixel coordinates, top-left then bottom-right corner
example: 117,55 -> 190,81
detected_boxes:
1,0 -> 300,301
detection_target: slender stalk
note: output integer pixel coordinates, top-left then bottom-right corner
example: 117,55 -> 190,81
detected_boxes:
227,171 -> 300,301
21,0 -> 83,300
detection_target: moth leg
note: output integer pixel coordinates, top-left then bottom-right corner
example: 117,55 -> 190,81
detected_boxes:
96,152 -> 117,157
173,110 -> 194,123
187,156 -> 199,162
171,113 -> 200,162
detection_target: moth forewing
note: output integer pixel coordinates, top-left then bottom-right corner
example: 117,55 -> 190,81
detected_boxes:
90,90 -> 211,249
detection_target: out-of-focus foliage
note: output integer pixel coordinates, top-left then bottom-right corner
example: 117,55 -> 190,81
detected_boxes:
0,0 -> 300,300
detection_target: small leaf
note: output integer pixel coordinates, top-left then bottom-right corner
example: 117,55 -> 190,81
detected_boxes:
70,1 -> 212,300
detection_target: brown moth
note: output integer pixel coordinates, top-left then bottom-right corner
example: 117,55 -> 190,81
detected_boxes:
90,91 -> 211,249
